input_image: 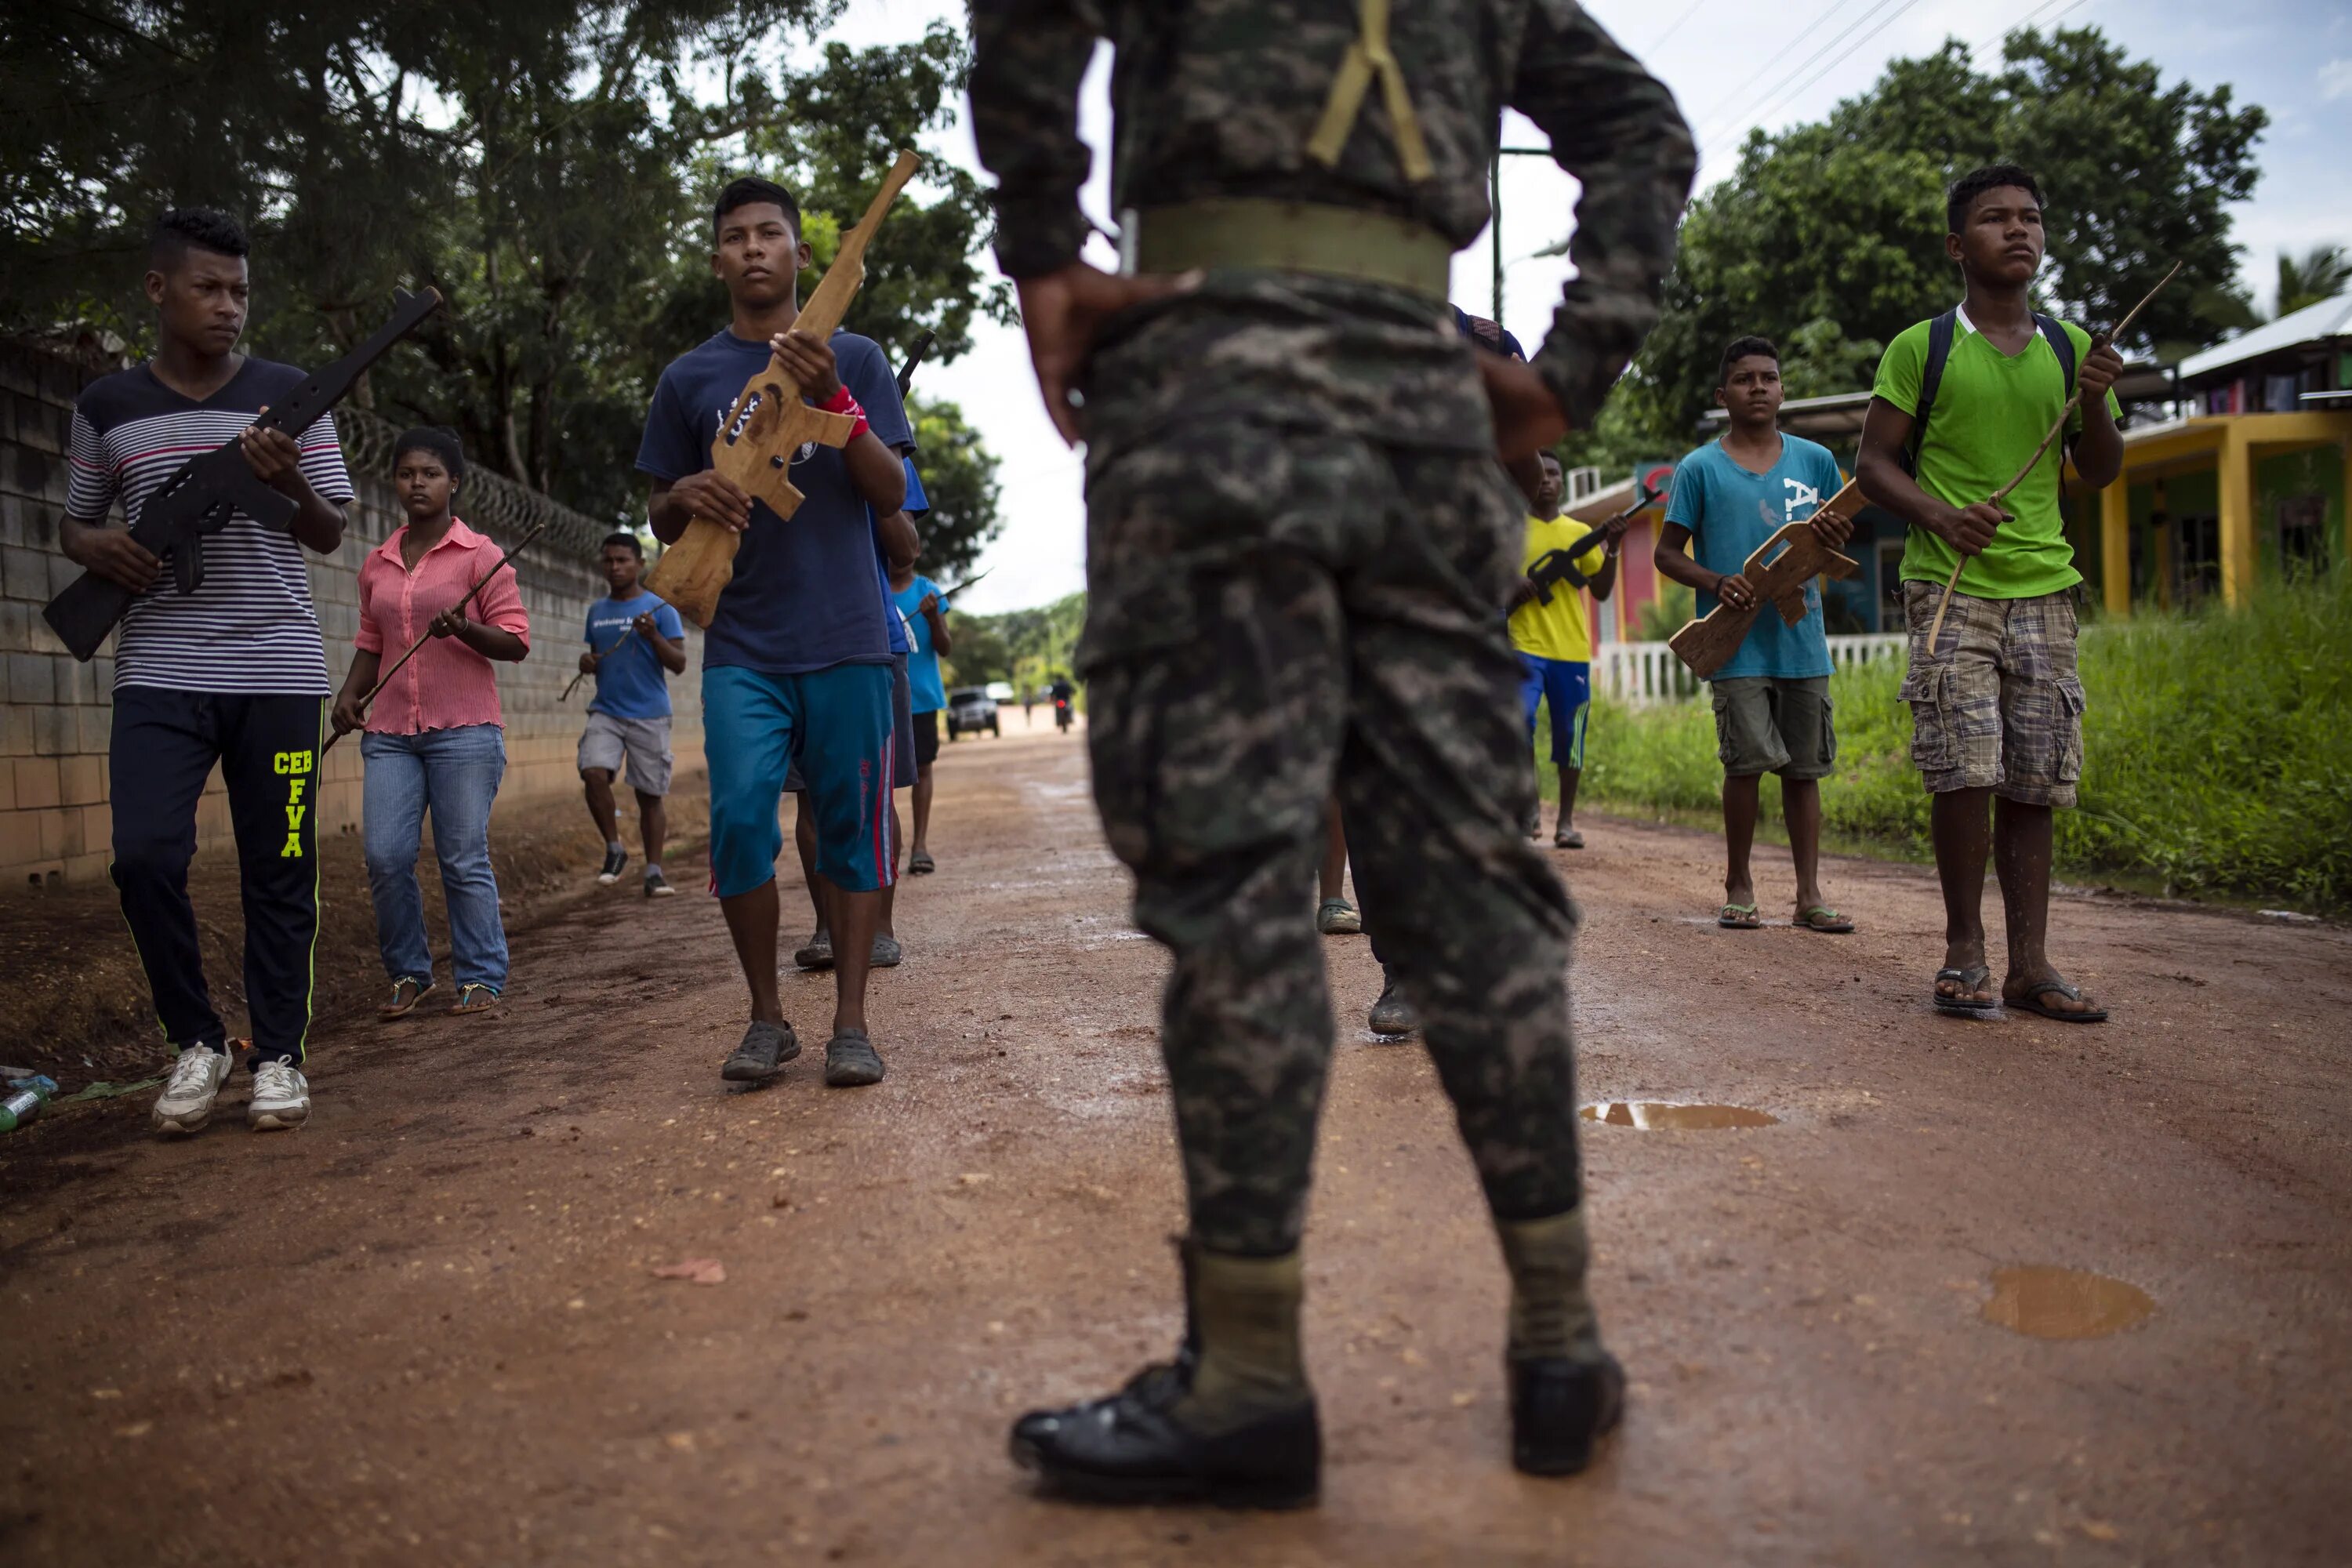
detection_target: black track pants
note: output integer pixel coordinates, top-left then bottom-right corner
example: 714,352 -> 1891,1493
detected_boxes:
110,688 -> 325,1065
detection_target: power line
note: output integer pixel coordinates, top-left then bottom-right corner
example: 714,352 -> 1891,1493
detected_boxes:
1973,0 -> 2096,58
1641,0 -> 1712,56
1693,0 -> 1905,150
1696,0 -> 1862,136
1702,0 -> 1929,158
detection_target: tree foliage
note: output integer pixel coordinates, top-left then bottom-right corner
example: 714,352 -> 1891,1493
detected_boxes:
1619,26 -> 2267,443
0,2 -> 1011,530
2276,245 -> 2350,318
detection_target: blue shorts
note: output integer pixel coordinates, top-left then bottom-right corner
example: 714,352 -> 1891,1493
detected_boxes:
704,663 -> 898,898
1519,654 -> 1591,769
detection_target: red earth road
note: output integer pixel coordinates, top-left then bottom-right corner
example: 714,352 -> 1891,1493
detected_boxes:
2,720 -> 2347,1565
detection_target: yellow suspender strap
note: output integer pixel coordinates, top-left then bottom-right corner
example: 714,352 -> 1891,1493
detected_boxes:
1305,0 -> 1435,183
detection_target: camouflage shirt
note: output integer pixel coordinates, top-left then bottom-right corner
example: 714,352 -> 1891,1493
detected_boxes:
968,0 -> 1696,437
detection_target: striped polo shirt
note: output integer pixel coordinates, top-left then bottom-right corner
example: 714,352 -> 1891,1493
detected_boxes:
67,358 -> 354,695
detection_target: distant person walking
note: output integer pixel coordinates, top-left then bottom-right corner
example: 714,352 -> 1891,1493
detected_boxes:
578,532 -> 688,895
332,426 -> 532,1019
890,548 -> 952,873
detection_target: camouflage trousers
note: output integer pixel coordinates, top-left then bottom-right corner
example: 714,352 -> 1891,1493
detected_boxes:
1080,419 -> 1586,1258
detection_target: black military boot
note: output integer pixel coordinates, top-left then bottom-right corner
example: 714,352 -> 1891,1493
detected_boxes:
1009,1244 -> 1320,1508
1496,1209 -> 1624,1476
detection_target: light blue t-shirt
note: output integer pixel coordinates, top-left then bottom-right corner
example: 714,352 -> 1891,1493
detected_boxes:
585,590 -> 686,720
891,574 -> 949,713
1663,435 -> 1844,681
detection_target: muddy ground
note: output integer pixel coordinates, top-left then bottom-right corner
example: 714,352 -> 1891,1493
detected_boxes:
2,718 -> 2347,1566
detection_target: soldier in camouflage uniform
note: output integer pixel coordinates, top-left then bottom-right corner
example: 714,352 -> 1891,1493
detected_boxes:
971,0 -> 1693,1505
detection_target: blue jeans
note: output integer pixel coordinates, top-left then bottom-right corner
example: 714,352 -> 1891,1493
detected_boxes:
361,724 -> 509,992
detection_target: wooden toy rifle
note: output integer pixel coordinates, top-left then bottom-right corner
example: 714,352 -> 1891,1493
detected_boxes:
1526,473 -> 1664,604
43,287 -> 445,662
645,151 -> 924,628
1667,480 -> 1867,678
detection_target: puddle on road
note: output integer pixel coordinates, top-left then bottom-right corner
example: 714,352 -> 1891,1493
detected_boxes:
1980,1266 -> 2155,1339
1579,1102 -> 1780,1130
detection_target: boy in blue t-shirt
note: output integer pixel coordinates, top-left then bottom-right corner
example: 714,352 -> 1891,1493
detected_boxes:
889,545 -> 952,873
1655,336 -> 1857,933
578,531 -> 688,895
636,175 -> 913,1091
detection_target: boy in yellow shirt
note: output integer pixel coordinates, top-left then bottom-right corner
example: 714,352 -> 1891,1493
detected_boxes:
1508,453 -> 1617,848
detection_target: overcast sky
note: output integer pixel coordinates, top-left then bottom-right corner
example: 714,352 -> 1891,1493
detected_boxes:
812,0 -> 2350,612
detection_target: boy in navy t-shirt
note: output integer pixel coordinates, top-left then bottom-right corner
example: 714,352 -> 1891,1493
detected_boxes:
577,531 -> 688,895
1654,336 -> 1857,934
637,175 -> 911,1091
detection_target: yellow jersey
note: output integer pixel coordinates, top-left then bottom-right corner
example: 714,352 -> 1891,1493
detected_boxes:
1508,513 -> 1604,662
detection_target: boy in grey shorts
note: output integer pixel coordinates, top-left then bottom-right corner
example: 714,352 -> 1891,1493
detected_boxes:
579,532 -> 688,895
1655,336 -> 1857,933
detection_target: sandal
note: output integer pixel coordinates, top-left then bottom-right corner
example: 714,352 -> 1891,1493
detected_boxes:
1794,905 -> 1855,934
1554,826 -> 1585,849
1932,965 -> 1999,1015
908,849 -> 936,875
379,977 -> 434,1019
448,982 -> 500,1015
2007,979 -> 2109,1024
1717,903 -> 1761,929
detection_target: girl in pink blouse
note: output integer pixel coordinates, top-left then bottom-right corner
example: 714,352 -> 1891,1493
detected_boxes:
332,428 -> 530,1017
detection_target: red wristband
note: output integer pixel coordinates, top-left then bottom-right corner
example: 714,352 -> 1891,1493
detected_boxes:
819,383 -> 869,443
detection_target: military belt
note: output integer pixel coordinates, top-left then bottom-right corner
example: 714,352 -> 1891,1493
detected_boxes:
1132,200 -> 1454,303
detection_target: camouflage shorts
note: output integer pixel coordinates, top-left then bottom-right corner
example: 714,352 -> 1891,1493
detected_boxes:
1898,583 -> 2085,808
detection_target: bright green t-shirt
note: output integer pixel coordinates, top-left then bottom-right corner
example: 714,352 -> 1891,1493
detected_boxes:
1873,311 -> 2122,600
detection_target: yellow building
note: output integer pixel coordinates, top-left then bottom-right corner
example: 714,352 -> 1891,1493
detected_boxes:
2065,292 -> 2352,612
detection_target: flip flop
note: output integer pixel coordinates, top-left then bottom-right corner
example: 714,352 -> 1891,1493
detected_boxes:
448,982 -> 500,1015
1718,903 -> 1761,929
378,977 -> 434,1018
1794,905 -> 1855,934
909,849 -> 936,875
1932,965 -> 1999,1015
2007,979 -> 2109,1024
1554,827 -> 1586,849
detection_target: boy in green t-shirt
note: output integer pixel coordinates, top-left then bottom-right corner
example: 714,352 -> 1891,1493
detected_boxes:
1857,164 -> 2124,1024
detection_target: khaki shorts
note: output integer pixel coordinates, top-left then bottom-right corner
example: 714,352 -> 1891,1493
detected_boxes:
578,710 -> 674,797
1710,675 -> 1835,779
1898,582 -> 2083,808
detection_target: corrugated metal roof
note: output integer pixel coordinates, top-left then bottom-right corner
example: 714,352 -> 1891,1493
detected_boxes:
2176,292 -> 2352,382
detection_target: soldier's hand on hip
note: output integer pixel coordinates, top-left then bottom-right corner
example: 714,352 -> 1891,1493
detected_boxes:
1479,354 -> 1570,463
1014,263 -> 1203,447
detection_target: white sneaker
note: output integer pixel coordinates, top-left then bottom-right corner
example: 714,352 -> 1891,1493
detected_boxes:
248,1059 -> 310,1131
153,1047 -> 230,1135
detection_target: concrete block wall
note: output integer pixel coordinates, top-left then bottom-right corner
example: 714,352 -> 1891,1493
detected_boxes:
0,339 -> 702,892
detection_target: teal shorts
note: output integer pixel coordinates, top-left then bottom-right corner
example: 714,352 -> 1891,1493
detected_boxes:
703,662 -> 897,898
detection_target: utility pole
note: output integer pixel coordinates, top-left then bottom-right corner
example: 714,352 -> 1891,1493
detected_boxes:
1489,146 -> 1555,336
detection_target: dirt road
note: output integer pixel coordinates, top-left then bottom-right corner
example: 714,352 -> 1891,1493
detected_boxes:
4,724 -> 2347,1566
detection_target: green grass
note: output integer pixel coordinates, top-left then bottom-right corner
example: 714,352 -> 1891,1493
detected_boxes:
1547,569 -> 2352,915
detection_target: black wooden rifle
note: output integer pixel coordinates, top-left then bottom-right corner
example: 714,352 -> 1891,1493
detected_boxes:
43,286 -> 445,661
1526,472 -> 1666,604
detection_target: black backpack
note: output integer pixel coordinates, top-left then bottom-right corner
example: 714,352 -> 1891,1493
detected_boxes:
1900,308 -> 2078,477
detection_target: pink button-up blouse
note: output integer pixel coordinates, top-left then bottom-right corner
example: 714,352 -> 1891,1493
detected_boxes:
354,517 -> 530,734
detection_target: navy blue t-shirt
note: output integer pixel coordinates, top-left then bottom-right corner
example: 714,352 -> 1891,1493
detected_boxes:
636,329 -> 913,674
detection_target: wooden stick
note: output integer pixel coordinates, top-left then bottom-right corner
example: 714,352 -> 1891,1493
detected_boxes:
325,521 -> 545,753
1924,260 -> 2183,647
561,622 -> 636,702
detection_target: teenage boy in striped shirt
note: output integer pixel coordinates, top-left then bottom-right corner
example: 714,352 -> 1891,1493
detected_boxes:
60,209 -> 355,1135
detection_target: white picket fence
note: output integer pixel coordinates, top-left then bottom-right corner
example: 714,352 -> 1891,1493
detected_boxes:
1593,633 -> 1905,706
